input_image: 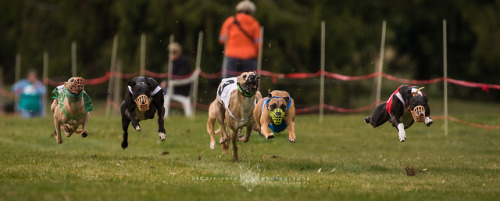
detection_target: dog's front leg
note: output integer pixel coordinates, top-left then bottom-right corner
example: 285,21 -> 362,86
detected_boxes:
230,129 -> 239,162
121,117 -> 130,149
81,114 -> 89,138
286,118 -> 296,143
424,104 -> 433,127
53,118 -> 63,144
156,105 -> 166,141
391,117 -> 406,142
127,107 -> 141,131
260,120 -> 274,140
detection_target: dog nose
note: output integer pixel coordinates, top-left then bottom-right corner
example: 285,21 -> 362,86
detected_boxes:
248,74 -> 257,81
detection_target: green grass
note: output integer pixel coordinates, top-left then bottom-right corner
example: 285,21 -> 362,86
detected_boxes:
0,101 -> 499,201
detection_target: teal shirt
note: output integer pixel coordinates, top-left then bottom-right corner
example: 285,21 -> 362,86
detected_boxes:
18,84 -> 41,111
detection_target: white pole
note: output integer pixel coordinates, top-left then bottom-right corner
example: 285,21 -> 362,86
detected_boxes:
15,54 -> 21,84
319,21 -> 325,123
192,31 -> 203,118
112,60 -> 122,116
257,26 -> 264,90
140,33 -> 146,77
43,52 -> 49,117
106,35 -> 119,117
222,32 -> 228,78
443,19 -> 448,137
71,41 -> 77,77
375,21 -> 386,103
15,54 -> 21,108
0,66 -> 4,111
167,34 -> 174,81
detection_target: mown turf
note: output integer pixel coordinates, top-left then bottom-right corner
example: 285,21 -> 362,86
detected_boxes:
0,102 -> 499,201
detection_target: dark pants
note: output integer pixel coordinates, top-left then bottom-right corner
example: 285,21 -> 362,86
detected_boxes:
224,57 -> 257,78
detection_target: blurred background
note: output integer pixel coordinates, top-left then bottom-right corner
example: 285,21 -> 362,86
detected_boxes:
0,0 -> 499,112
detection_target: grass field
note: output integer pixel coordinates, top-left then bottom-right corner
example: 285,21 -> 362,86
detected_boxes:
0,100 -> 499,201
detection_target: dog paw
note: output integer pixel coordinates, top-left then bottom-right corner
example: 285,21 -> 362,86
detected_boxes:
219,136 -> 229,144
135,125 -> 141,131
399,132 -> 406,142
210,142 -> 215,150
425,118 -> 434,127
158,132 -> 166,141
121,141 -> 128,149
82,132 -> 88,138
364,117 -> 370,124
238,135 -> 249,142
289,138 -> 296,143
267,134 -> 275,139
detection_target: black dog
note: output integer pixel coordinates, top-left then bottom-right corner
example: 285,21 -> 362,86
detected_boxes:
120,76 -> 166,149
364,85 -> 433,142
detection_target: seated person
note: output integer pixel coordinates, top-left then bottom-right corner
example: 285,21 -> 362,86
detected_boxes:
162,42 -> 192,96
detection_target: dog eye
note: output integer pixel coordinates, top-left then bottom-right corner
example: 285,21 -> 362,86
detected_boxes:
243,75 -> 247,79
271,103 -> 277,109
280,105 -> 286,110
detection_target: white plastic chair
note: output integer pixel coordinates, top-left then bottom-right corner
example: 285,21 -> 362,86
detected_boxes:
163,68 -> 200,118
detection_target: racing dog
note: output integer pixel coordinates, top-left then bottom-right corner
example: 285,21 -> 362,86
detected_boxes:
253,90 -> 296,142
51,77 -> 93,144
120,76 -> 165,149
364,85 -> 433,142
206,72 -> 261,162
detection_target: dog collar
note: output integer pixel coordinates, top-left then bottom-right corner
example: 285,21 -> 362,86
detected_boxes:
128,85 -> 162,96
237,83 -> 254,97
65,88 -> 83,102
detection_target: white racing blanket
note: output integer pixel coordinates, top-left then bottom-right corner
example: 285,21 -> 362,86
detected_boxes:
217,77 -> 238,111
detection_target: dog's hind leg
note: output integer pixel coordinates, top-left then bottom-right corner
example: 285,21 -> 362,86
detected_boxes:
366,103 -> 390,128
230,129 -> 239,162
238,126 -> 252,142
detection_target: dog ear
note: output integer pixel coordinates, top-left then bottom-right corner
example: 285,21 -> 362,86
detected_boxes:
267,93 -> 273,98
283,96 -> 290,104
423,96 -> 428,104
128,81 -> 136,87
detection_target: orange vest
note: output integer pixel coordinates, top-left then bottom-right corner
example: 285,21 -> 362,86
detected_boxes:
219,14 -> 261,59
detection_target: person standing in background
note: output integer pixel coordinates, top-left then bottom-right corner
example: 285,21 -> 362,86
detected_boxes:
219,0 -> 261,77
12,69 -> 46,118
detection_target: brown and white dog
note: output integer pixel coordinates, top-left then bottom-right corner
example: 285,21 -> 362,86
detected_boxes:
253,90 -> 296,142
51,77 -> 92,144
206,72 -> 261,162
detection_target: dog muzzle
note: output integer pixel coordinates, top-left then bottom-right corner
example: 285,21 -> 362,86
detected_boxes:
68,77 -> 85,94
269,108 -> 285,125
411,106 -> 425,123
134,95 -> 150,111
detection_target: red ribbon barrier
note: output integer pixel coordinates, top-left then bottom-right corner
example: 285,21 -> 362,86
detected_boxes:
40,69 -> 500,92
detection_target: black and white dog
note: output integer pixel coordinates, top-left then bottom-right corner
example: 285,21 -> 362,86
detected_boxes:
120,76 -> 166,149
364,85 -> 433,142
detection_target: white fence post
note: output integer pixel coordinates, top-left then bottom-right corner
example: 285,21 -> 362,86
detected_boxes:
106,35 -> 119,117
71,41 -> 77,77
140,33 -> 146,77
43,52 -> 49,116
443,19 -> 448,137
192,31 -> 204,118
319,21 -> 325,123
375,21 -> 387,103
